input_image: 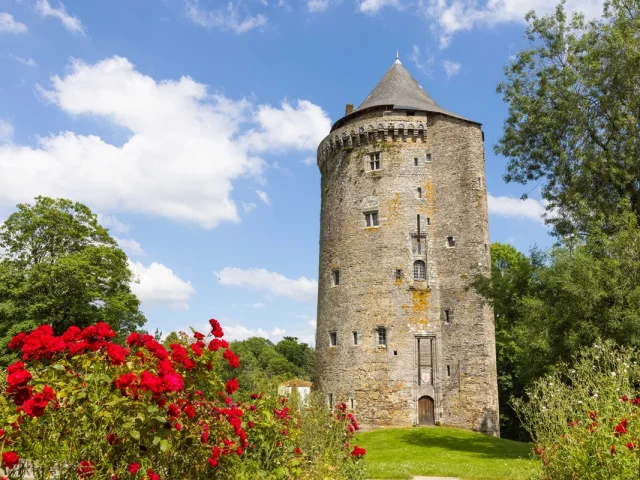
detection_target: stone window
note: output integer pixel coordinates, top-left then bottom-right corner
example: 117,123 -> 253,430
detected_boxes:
331,269 -> 340,286
329,331 -> 337,346
426,153 -> 432,162
353,331 -> 358,345
444,309 -> 451,325
395,268 -> 403,279
364,211 -> 379,227
478,176 -> 484,188
377,327 -> 387,346
447,365 -> 451,377
350,398 -> 355,410
417,187 -> 422,199
427,217 -> 431,225
328,393 -> 334,409
413,260 -> 426,280
412,235 -> 426,255
414,157 -> 419,166
447,236 -> 456,248
369,152 -> 381,171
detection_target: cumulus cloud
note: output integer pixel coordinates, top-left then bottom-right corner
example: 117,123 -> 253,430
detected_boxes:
114,237 -> 145,256
184,0 -> 266,34
98,214 -> 130,234
35,0 -> 85,34
487,194 -> 546,224
246,100 -> 331,153
130,261 -> 195,311
0,13 -> 27,34
0,56 -> 330,229
442,60 -> 461,77
215,267 -> 317,302
256,190 -> 270,205
359,0 -> 402,13
425,0 -> 604,48
219,323 -> 287,341
409,44 -> 435,76
0,120 -> 14,143
308,0 -> 330,12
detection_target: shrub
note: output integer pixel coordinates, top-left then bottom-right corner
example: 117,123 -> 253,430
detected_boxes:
514,340 -> 640,479
0,320 -> 364,479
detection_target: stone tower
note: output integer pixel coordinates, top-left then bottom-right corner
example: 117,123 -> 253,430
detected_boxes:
314,58 -> 499,436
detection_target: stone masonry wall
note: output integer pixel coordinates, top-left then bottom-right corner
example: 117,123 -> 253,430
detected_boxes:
315,108 -> 500,436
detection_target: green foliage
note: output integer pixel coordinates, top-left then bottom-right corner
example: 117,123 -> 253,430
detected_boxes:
0,197 -> 145,365
514,341 -> 640,479
356,426 -> 535,479
226,336 -> 314,400
496,0 -> 640,236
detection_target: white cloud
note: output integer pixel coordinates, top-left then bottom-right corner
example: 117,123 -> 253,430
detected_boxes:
13,55 -> 37,67
98,214 -> 130,234
308,0 -> 329,12
0,120 -> 14,143
442,60 -> 461,77
409,44 -> 435,76
0,13 -> 27,34
35,0 -> 85,34
184,0 -> 267,34
232,302 -> 266,308
487,194 -> 546,224
114,236 -> 145,256
215,267 -> 317,302
0,56 -> 328,229
220,323 -> 287,341
426,0 -> 604,48
130,261 -> 195,311
300,157 -> 315,166
246,100 -> 331,153
359,0 -> 401,13
242,202 -> 257,213
256,190 -> 270,205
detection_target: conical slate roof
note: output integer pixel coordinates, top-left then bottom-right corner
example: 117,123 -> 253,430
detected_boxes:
351,58 -> 474,123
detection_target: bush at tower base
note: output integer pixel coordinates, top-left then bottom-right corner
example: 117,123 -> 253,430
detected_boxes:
0,319 -> 365,479
514,341 -> 640,480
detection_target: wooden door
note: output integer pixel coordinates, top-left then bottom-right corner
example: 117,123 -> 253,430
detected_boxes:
418,396 -> 435,425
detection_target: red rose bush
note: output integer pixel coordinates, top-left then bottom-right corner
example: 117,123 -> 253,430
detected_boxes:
0,319 -> 365,479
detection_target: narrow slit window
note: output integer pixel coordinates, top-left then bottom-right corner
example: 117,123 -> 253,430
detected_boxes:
447,236 -> 456,248
328,393 -> 334,409
365,211 -> 379,227
426,153 -> 432,162
417,187 -> 422,198
413,260 -> 426,280
329,331 -> 337,346
377,327 -> 387,346
369,152 -> 381,171
427,217 -> 431,225
447,365 -> 451,377
353,331 -> 358,345
444,309 -> 451,324
332,269 -> 340,286
414,157 -> 419,166
350,398 -> 355,409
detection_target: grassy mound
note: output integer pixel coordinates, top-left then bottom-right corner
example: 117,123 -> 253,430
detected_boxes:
355,426 -> 536,480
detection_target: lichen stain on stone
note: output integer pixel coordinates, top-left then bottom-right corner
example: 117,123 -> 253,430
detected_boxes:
402,289 -> 431,330
384,193 -> 401,225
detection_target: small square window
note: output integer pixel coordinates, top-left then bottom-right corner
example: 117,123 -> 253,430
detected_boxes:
329,331 -> 337,346
377,327 -> 387,346
332,269 -> 340,286
447,236 -> 456,248
395,268 -> 403,279
365,211 -> 379,227
417,187 -> 422,199
353,331 -> 358,345
414,158 -> 419,166
426,153 -> 432,162
369,152 -> 381,171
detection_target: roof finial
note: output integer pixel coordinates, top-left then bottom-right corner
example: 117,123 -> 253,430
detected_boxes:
395,50 -> 401,64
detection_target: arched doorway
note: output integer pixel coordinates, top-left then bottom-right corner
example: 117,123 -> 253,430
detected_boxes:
418,396 -> 435,425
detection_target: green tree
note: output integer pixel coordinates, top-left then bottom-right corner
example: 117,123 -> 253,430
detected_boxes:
0,196 -> 145,364
275,336 -> 314,379
496,0 -> 640,236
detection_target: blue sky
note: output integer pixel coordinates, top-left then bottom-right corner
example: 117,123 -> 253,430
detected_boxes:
0,0 -> 604,343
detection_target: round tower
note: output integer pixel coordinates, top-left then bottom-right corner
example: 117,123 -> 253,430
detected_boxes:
315,58 -> 499,435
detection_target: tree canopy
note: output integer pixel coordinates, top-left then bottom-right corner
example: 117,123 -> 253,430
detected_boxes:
496,0 -> 640,236
0,197 -> 145,364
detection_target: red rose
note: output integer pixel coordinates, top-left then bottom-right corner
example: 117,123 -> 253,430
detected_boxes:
223,349 -> 240,369
128,463 -> 141,474
225,378 -> 239,395
1,451 -> 19,469
167,403 -> 180,417
209,319 -> 224,338
614,419 -> 628,437
146,469 -> 160,480
350,445 -> 366,457
77,460 -> 94,478
294,447 -> 302,455
107,433 -> 118,445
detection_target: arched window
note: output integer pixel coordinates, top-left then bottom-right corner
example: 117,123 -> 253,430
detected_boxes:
413,260 -> 426,281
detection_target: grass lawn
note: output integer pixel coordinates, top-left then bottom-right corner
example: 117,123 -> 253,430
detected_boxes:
354,426 -> 537,480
